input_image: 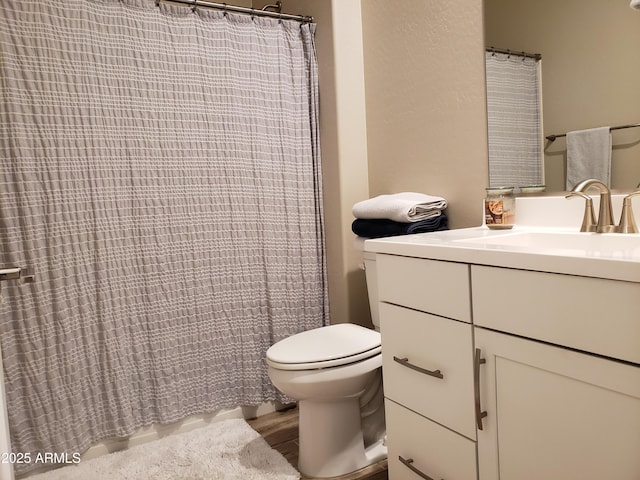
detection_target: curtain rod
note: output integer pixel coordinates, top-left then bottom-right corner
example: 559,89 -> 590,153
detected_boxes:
486,47 -> 542,61
161,0 -> 313,23
546,123 -> 640,142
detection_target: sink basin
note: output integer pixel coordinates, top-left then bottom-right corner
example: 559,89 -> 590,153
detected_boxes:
454,231 -> 640,258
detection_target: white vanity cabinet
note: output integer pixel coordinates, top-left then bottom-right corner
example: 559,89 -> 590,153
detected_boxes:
372,236 -> 640,480
376,254 -> 478,480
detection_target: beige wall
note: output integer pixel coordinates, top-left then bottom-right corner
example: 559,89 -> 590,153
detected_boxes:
257,0 -> 489,326
361,0 -> 489,230
485,0 -> 640,192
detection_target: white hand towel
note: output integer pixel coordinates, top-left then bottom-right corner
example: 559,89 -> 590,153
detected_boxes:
352,192 -> 447,223
565,127 -> 611,190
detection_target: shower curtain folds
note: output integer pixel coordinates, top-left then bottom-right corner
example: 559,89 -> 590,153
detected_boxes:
0,0 -> 327,474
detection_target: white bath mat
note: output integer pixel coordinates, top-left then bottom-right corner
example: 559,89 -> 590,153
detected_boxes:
29,418 -> 300,480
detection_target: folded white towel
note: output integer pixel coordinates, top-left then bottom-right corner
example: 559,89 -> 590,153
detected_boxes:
566,127 -> 611,190
352,192 -> 447,223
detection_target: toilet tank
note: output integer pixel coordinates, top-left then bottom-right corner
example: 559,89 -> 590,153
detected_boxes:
363,251 -> 380,331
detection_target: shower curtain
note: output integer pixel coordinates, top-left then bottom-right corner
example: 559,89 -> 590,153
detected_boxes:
0,0 -> 327,474
485,52 -> 543,187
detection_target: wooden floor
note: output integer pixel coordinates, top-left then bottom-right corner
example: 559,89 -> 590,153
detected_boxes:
248,406 -> 388,480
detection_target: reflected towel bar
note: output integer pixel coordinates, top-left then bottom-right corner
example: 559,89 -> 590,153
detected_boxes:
546,123 -> 640,142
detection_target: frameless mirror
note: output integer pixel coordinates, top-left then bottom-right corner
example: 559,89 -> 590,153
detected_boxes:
483,0 -> 640,193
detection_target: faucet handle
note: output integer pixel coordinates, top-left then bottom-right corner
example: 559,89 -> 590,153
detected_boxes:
616,191 -> 640,234
565,192 -> 597,232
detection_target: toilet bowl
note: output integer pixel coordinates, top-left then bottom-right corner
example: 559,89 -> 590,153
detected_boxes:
266,251 -> 386,478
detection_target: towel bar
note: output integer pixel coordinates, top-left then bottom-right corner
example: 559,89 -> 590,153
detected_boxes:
546,123 -> 640,142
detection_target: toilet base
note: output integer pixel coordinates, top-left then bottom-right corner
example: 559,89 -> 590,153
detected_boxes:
298,397 -> 387,478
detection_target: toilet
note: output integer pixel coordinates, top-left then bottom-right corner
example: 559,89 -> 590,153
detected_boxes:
266,251 -> 386,478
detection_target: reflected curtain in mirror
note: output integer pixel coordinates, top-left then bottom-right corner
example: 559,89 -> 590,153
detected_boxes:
486,52 -> 543,187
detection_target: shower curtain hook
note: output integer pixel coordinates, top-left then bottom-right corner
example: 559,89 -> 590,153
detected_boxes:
155,0 -> 160,7
191,0 -> 197,12
223,2 -> 227,17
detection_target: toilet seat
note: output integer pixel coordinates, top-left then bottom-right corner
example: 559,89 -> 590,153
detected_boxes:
266,323 -> 381,371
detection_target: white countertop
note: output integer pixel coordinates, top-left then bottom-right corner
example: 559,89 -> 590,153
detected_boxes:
364,226 -> 640,283
363,194 -> 640,282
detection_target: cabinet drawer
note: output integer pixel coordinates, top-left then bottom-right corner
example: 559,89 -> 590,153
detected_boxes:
380,302 -> 476,439
376,254 -> 471,322
386,399 -> 477,480
472,265 -> 640,364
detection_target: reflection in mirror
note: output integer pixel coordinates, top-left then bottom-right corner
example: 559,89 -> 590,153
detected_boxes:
484,0 -> 640,193
485,49 -> 543,190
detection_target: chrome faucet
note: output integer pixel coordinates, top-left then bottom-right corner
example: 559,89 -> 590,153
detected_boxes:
565,191 -> 596,232
567,179 -> 640,233
569,179 -> 615,233
616,191 -> 640,233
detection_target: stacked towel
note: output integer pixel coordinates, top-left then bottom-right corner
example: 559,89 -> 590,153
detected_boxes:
352,192 -> 448,239
352,215 -> 448,238
352,192 -> 447,222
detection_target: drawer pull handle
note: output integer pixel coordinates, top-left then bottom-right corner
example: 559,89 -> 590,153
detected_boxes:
393,356 -> 444,379
474,348 -> 487,430
398,456 -> 443,480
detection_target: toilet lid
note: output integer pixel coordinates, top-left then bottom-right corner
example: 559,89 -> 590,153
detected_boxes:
266,323 -> 381,371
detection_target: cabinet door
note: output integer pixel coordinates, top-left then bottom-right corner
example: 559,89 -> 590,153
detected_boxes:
475,328 -> 640,480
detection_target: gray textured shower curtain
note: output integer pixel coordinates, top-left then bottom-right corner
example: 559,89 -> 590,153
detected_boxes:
0,0 -> 327,473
